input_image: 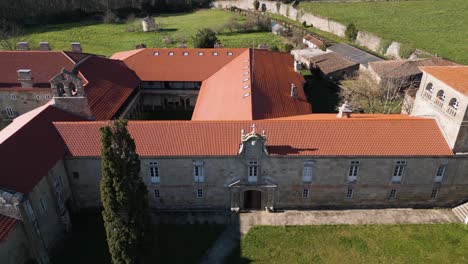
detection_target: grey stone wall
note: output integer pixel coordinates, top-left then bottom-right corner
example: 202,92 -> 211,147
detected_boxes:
64,154 -> 468,211
0,90 -> 52,120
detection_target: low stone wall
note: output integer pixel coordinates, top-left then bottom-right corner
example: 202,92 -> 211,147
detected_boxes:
213,0 -> 408,58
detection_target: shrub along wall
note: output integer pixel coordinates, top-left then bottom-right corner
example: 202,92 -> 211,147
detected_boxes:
213,0 -> 412,59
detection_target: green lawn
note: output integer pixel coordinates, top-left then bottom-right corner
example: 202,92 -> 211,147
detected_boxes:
231,224 -> 468,263
22,10 -> 284,56
298,0 -> 468,64
52,214 -> 224,264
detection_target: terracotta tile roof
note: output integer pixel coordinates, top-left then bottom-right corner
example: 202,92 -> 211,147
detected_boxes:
0,215 -> 17,242
303,34 -> 324,48
0,104 -> 83,193
111,48 -> 246,81
76,56 -> 140,120
192,50 -> 309,120
309,52 -> 358,75
0,51 -> 76,89
53,116 -> 453,157
420,66 -> 468,95
369,58 -> 459,79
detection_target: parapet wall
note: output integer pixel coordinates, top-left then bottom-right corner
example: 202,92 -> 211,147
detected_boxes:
213,0 -> 406,59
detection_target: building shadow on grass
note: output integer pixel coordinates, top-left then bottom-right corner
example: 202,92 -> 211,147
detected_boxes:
52,212 -> 251,264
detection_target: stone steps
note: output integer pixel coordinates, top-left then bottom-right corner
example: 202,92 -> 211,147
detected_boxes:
452,202 -> 468,224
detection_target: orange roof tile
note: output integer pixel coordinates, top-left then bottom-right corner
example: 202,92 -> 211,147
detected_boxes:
111,48 -> 246,81
0,215 -> 17,242
192,49 -> 310,120
76,56 -> 139,120
420,66 -> 468,95
53,117 -> 453,157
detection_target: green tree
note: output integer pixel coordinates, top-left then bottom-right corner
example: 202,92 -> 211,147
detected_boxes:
100,120 -> 151,264
192,28 -> 218,48
345,22 -> 358,42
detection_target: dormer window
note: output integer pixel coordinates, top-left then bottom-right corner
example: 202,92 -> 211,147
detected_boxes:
212,52 -> 218,56
198,52 -> 204,56
168,52 -> 174,56
227,52 -> 233,56
183,52 -> 189,56
243,78 -> 249,82
153,52 -> 159,56
243,85 -> 249,90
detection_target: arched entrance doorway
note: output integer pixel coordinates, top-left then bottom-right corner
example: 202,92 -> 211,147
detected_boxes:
243,190 -> 261,210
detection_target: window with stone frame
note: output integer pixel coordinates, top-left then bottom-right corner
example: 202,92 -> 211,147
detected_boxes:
193,161 -> 204,183
347,161 -> 360,182
389,188 -> 397,199
5,107 -> 15,118
302,188 -> 309,198
197,188 -> 203,198
154,189 -> 160,199
431,188 -> 439,200
248,161 -> 259,182
346,188 -> 353,199
149,162 -> 160,183
302,161 -> 314,182
391,161 -> 406,183
435,164 -> 447,183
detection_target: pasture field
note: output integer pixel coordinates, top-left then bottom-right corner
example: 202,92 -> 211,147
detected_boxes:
299,0 -> 468,64
22,10 -> 284,56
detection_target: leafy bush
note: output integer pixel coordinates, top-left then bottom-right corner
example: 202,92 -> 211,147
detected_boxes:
192,28 -> 218,48
253,0 -> 260,10
281,43 -> 294,52
345,22 -> 358,42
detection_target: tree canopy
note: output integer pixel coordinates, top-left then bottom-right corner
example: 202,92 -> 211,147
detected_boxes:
100,119 -> 151,264
192,28 -> 218,48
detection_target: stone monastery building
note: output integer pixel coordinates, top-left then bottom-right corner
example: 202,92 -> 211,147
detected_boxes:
0,45 -> 467,263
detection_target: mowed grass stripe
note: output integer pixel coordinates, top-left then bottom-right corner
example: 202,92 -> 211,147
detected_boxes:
235,224 -> 468,263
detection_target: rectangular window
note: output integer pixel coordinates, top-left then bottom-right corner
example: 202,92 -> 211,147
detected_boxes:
303,161 -> 314,182
302,188 -> 309,198
346,188 -> 353,199
183,52 -> 189,56
248,161 -> 259,182
389,189 -> 397,199
154,189 -> 160,199
391,161 -> 406,183
198,52 -> 204,56
44,95 -> 51,100
347,161 -> 360,182
193,161 -> 204,183
212,52 -> 218,56
227,51 -> 233,56
149,162 -> 160,183
153,52 -> 159,56
5,107 -> 15,118
36,95 -> 41,100
197,189 -> 203,198
72,172 -> 79,180
431,189 -> 439,200
39,196 -> 47,215
168,52 -> 174,56
54,175 -> 63,190
435,164 -> 447,183
10,94 -> 17,100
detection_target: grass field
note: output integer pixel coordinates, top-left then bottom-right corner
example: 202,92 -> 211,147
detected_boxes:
231,224 -> 468,263
299,0 -> 468,64
22,10 -> 284,56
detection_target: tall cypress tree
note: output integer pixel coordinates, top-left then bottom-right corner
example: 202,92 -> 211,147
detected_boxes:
100,119 -> 151,264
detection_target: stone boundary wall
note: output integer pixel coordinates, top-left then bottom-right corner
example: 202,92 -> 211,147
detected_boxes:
213,0 -> 405,59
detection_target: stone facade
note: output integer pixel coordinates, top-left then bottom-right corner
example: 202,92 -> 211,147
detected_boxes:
411,71 -> 468,152
0,224 -> 33,264
0,90 -> 53,120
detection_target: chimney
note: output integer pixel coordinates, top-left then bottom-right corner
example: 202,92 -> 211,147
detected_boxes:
71,42 -> 82,53
337,101 -> 353,118
16,42 -> 29,51
17,69 -> 33,88
294,60 -> 302,73
39,42 -> 50,51
290,84 -> 298,99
